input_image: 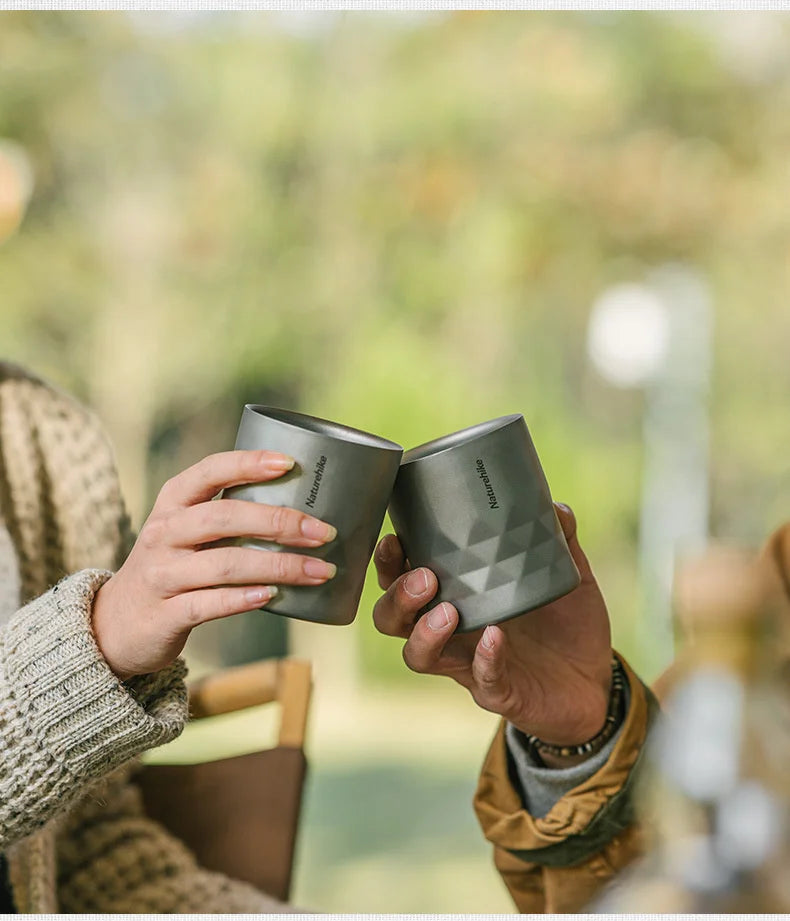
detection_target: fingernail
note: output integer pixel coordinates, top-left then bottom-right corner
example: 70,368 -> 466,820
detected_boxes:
304,557 -> 337,580
246,586 -> 277,604
404,569 -> 429,597
268,454 -> 295,471
481,625 -> 495,649
301,517 -> 337,542
556,502 -> 571,515
427,603 -> 451,632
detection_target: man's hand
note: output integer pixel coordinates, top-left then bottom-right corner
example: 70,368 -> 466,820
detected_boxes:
92,449 -> 337,681
372,503 -> 613,756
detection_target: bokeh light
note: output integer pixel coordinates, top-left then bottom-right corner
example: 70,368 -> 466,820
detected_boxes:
587,282 -> 670,388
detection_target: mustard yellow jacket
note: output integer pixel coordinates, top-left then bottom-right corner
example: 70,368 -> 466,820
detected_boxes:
474,523 -> 790,913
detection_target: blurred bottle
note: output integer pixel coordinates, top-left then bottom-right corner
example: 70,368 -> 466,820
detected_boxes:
597,546 -> 790,912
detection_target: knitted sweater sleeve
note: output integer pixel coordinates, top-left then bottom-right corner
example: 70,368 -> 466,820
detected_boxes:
0,569 -> 187,850
55,765 -> 301,913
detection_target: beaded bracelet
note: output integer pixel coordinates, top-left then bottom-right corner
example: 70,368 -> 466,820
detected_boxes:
524,658 -> 626,762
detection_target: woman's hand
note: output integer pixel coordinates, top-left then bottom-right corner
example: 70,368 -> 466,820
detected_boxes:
91,449 -> 336,681
372,503 -> 614,761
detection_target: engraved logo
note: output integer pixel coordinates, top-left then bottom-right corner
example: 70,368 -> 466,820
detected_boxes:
476,458 -> 499,509
305,455 -> 327,508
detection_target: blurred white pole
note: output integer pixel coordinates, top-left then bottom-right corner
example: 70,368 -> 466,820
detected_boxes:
588,264 -> 712,678
638,264 -> 712,678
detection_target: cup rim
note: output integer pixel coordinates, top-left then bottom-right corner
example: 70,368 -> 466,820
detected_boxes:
401,414 -> 524,465
244,405 -> 403,452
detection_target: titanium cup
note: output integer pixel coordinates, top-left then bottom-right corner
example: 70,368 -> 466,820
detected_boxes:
388,414 -> 580,633
225,405 -> 403,626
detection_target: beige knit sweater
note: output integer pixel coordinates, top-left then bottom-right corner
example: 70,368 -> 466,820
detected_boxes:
0,362 -> 291,913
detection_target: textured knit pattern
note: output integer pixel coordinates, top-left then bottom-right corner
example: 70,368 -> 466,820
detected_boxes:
0,362 -> 292,913
0,570 -> 187,848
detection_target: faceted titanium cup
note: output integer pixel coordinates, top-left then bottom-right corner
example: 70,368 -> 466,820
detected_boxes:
388,414 -> 580,632
225,405 -> 403,626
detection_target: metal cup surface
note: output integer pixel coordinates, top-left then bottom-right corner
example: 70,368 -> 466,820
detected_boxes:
225,405 -> 403,626
388,414 -> 580,632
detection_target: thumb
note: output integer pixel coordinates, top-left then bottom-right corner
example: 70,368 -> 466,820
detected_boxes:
554,501 -> 595,584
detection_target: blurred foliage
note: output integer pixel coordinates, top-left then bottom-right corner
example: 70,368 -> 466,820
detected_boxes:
1,11 -> 789,681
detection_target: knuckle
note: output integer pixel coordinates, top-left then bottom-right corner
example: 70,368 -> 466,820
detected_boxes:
179,594 -> 203,628
402,643 -> 427,675
387,581 -> 412,622
387,575 -> 404,603
477,669 -> 499,691
203,502 -> 230,533
372,600 -> 397,637
196,462 -> 218,496
268,505 -> 289,537
157,476 -> 179,505
371,602 -> 387,635
259,550 -> 288,583
217,549 -> 236,582
474,669 -> 509,710
474,654 -> 499,686
141,514 -> 167,550
273,552 -> 291,582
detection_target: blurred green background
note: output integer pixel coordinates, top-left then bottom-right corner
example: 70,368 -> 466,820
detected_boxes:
1,10 -> 789,912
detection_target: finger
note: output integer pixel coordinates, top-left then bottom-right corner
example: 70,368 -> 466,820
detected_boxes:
156,450 -> 295,511
372,567 -> 439,638
374,534 -> 407,590
170,584 -> 279,629
471,625 -> 516,714
160,547 -> 337,595
554,501 -> 595,583
167,500 -> 337,549
401,602 -> 459,673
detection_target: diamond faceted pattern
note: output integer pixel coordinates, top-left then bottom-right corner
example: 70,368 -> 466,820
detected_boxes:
429,504 -> 573,606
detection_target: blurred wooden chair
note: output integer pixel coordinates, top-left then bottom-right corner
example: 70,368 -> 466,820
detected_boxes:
135,658 -> 312,902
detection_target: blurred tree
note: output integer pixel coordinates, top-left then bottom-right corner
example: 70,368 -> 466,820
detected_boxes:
0,10 -> 788,678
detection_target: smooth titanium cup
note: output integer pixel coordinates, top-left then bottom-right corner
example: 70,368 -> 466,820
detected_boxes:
225,405 -> 403,626
388,414 -> 580,633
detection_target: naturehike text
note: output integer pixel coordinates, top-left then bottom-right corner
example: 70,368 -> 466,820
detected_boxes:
476,458 -> 499,509
305,455 -> 327,508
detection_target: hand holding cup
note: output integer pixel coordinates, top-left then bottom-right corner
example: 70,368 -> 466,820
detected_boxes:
91,449 -> 338,681
372,503 -> 615,761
